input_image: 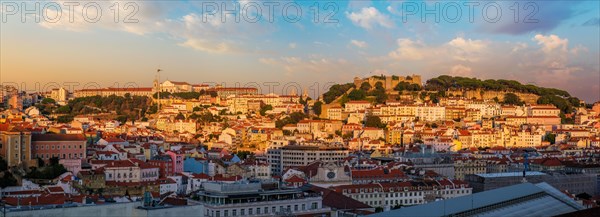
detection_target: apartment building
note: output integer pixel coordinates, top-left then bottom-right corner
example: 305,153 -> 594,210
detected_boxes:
31,134 -> 87,162
197,182 -> 327,217
0,130 -> 33,167
333,180 -> 472,209
267,144 -> 349,175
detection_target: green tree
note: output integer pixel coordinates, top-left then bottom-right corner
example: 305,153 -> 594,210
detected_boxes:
260,105 -> 273,116
56,105 -> 71,113
49,157 -> 60,166
236,151 -> 253,160
544,133 -> 556,144
365,116 -> 384,128
313,101 -> 323,115
37,157 -> 45,167
394,82 -> 422,91
360,82 -> 372,91
323,83 -> 355,104
41,98 -> 56,104
348,89 -> 367,101
57,115 -> 74,123
115,115 -> 128,123
503,93 -> 523,105
147,104 -> 158,114
0,172 -> 17,188
0,157 -> 7,171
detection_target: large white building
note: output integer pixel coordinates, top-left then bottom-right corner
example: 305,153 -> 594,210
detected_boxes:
333,179 -> 472,210
267,143 -> 349,175
197,182 -> 328,217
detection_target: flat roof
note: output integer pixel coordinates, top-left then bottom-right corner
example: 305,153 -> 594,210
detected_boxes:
369,182 -> 583,217
475,171 -> 547,178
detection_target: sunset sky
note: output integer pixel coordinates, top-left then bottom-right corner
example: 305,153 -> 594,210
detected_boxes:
1,0 -> 599,102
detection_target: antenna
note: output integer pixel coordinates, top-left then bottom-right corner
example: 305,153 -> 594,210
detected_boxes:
156,68 -> 162,111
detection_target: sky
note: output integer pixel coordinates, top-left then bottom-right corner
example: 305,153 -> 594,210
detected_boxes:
1,0 -> 599,102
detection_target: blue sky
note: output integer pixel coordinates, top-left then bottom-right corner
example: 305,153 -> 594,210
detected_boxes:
1,0 -> 599,101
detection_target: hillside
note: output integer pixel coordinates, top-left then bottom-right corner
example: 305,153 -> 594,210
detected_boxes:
320,75 -> 582,114
42,95 -> 153,123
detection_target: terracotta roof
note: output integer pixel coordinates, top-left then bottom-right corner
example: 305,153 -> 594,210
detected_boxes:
46,186 -> 64,194
304,185 -> 371,210
32,134 -> 86,141
285,175 -> 306,183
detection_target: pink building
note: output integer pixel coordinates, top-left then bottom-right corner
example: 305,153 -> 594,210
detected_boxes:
31,134 -> 87,162
166,151 -> 184,175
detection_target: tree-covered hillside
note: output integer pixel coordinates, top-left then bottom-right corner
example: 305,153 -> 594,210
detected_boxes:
425,75 -> 570,97
321,75 -> 582,115
425,75 -> 581,113
50,95 -> 152,123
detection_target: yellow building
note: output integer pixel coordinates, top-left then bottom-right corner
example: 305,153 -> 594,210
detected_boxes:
454,158 -> 487,180
0,130 -> 34,167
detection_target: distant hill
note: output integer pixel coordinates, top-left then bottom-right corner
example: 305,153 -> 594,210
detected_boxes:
424,75 -> 582,113
424,75 -> 570,97
320,75 -> 582,115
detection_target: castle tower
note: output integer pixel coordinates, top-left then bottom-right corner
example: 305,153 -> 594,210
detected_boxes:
354,76 -> 363,88
153,78 -> 160,93
302,87 -> 308,98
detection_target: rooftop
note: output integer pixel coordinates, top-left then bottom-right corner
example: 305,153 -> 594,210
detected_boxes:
369,182 -> 584,217
474,171 -> 547,178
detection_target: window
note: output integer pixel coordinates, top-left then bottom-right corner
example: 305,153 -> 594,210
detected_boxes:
224,210 -> 228,217
240,209 -> 244,215
232,210 -> 236,216
272,207 -> 276,213
311,202 -> 318,210
256,208 -> 260,214
248,208 -> 253,215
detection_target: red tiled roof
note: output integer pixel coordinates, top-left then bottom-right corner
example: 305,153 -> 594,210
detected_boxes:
32,134 -> 86,141
285,175 -> 306,183
47,186 -> 64,193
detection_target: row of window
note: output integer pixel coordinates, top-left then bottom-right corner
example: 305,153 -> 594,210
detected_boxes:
207,202 -> 319,217
35,153 -> 83,159
33,144 -> 83,150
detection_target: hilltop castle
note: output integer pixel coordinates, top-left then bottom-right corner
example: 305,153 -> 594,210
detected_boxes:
353,74 -> 422,91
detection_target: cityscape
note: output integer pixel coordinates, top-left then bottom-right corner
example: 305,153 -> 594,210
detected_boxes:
1,1 -> 600,217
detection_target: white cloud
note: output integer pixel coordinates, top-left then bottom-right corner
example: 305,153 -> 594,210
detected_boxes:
450,64 -> 473,77
36,0 -> 272,54
447,37 -> 487,53
388,39 -> 427,60
512,43 -> 528,53
259,56 -> 353,76
350,40 -> 368,48
533,34 -> 569,53
346,7 -> 393,30
447,37 -> 488,62
38,1 -> 172,35
289,43 -> 297,49
387,37 -> 487,62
